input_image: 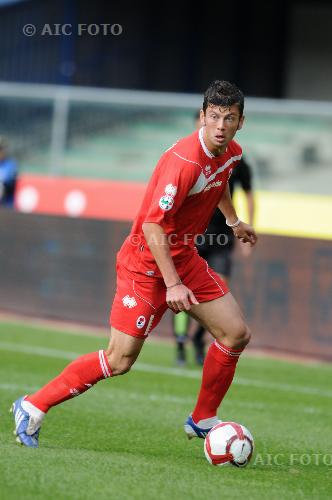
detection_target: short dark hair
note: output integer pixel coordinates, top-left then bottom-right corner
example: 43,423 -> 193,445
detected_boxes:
203,80 -> 244,116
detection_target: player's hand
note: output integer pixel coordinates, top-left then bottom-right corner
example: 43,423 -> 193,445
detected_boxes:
233,222 -> 257,246
239,240 -> 253,257
166,284 -> 199,312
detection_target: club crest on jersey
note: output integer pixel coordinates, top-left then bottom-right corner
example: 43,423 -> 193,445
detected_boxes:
159,194 -> 174,211
204,165 -> 211,176
136,315 -> 146,329
122,295 -> 137,308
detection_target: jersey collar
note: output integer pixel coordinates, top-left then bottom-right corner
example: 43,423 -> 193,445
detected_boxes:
199,127 -> 214,159
199,127 -> 228,159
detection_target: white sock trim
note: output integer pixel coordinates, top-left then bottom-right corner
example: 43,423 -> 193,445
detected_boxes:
214,340 -> 242,357
196,416 -> 221,429
22,400 -> 45,421
99,350 -> 111,378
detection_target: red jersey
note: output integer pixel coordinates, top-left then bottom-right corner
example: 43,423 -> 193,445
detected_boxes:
117,128 -> 242,278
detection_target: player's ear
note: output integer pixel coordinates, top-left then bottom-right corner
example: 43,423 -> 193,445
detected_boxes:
199,109 -> 206,127
237,114 -> 245,131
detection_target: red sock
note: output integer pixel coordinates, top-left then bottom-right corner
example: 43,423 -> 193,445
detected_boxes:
26,350 -> 112,413
192,340 -> 243,423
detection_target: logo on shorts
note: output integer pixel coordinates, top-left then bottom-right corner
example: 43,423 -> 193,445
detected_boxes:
159,183 -> 177,211
136,315 -> 146,329
145,270 -> 155,276
122,295 -> 137,308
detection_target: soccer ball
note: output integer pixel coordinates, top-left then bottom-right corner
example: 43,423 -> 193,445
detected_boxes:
204,422 -> 254,467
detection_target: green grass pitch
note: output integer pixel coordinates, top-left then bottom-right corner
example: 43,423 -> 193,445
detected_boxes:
0,320 -> 331,500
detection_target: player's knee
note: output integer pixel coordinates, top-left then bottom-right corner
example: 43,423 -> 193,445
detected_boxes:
106,354 -> 134,376
114,365 -> 131,376
212,321 -> 251,349
232,323 -> 251,348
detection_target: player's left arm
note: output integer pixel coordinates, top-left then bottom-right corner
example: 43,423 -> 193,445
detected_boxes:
218,183 -> 257,246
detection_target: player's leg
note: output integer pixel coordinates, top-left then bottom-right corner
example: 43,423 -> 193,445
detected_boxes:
192,243 -> 233,366
27,327 -> 144,410
185,293 -> 250,437
180,254 -> 249,438
106,327 -> 145,375
12,264 -> 166,447
172,311 -> 190,365
12,327 -> 144,447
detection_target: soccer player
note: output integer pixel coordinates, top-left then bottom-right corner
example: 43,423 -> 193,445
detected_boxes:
12,80 -> 257,447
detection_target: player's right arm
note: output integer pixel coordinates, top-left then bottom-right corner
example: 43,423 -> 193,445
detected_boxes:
141,150 -> 200,311
142,222 -> 198,311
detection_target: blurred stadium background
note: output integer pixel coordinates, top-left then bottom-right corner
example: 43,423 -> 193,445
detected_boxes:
0,0 -> 331,361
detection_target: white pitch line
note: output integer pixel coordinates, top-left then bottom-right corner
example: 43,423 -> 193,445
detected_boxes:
0,382 -> 39,392
0,342 -> 332,398
0,383 -> 323,415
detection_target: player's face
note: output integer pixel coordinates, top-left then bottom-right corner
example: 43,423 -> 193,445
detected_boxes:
200,104 -> 244,155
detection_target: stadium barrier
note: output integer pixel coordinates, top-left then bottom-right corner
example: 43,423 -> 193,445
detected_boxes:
15,173 -> 332,241
1,82 -> 332,196
0,210 -> 331,361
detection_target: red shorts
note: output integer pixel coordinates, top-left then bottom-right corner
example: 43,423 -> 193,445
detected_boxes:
109,252 -> 229,339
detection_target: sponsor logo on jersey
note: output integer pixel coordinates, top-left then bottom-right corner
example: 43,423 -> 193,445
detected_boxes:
136,315 -> 146,329
159,194 -> 174,211
122,295 -> 138,308
204,180 -> 223,191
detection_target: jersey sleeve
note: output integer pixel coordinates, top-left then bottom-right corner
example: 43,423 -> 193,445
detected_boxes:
143,152 -> 200,226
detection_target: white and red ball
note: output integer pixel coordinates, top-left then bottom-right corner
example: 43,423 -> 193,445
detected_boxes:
204,422 -> 254,467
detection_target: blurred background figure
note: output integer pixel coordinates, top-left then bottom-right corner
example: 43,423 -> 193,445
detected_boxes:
0,136 -> 18,208
173,112 -> 255,366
